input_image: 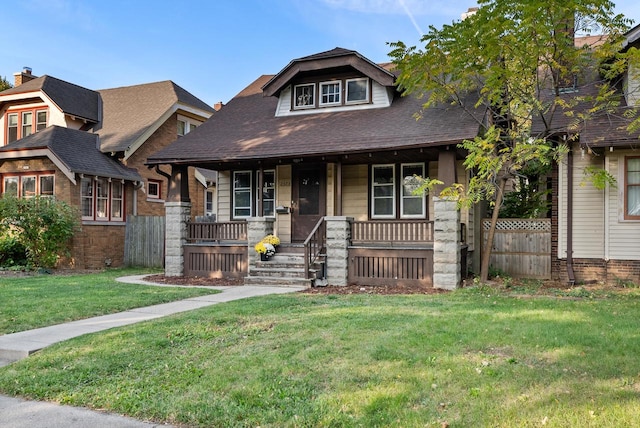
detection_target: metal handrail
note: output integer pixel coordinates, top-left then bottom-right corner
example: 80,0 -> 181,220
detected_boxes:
303,217 -> 326,279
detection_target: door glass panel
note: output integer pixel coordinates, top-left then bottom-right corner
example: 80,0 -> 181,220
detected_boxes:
298,170 -> 320,215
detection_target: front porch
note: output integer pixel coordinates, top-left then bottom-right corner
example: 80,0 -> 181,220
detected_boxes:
170,198 -> 467,289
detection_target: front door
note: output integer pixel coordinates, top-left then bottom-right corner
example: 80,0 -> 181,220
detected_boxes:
292,164 -> 326,241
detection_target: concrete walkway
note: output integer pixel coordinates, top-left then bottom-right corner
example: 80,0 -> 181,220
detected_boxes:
0,275 -> 306,427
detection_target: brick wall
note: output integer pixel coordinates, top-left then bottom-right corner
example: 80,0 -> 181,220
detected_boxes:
124,112 -> 206,218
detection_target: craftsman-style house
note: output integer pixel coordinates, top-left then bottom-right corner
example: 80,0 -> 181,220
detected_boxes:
0,69 -> 215,268
147,48 -> 482,288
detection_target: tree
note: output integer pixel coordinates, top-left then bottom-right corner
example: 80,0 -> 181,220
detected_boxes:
0,196 -> 79,268
390,0 -> 635,282
0,75 -> 12,91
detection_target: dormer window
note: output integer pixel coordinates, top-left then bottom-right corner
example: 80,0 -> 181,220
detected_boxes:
320,81 -> 341,106
6,108 -> 48,144
294,84 -> 315,109
346,78 -> 369,104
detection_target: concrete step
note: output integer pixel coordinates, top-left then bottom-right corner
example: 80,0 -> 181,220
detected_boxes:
243,276 -> 312,288
250,267 -> 307,279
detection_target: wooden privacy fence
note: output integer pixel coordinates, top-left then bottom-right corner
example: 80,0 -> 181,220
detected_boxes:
124,215 -> 165,268
482,218 -> 551,279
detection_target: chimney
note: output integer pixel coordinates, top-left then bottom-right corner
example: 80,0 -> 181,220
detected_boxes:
213,101 -> 224,111
13,67 -> 36,86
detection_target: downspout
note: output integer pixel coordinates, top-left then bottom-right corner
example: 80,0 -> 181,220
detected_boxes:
566,144 -> 576,285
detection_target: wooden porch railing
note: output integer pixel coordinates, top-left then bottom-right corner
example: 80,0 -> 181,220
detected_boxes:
187,221 -> 247,243
351,220 -> 434,244
304,218 -> 326,279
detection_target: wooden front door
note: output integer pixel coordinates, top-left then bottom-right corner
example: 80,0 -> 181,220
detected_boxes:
292,164 -> 326,241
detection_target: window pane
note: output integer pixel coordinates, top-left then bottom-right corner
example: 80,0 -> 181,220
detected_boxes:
235,172 -> 251,189
403,198 -> 423,216
628,171 -> 640,185
40,176 -> 54,196
177,120 -> 186,136
294,84 -> 314,108
36,111 -> 47,131
374,185 -> 394,197
374,198 -> 394,216
96,178 -> 108,218
629,186 -> 640,216
347,79 -> 368,102
233,171 -> 252,218
4,177 -> 18,196
22,112 -> 33,137
373,166 -> 394,184
206,190 -> 214,214
262,170 -> 275,216
7,114 -> 18,143
111,182 -> 123,219
22,176 -> 36,198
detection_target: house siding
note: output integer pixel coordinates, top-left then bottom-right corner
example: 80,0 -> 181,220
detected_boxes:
342,164 -> 368,221
217,171 -> 231,222
607,152 -> 640,260
625,62 -> 640,107
571,150 -> 605,259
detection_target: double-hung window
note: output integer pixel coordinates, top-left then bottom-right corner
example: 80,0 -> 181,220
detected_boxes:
177,116 -> 201,136
320,81 -> 341,106
233,171 -> 252,218
371,163 -> 426,219
7,113 -> 18,143
401,163 -> 426,218
5,109 -> 47,143
372,165 -> 396,218
625,157 -> 640,219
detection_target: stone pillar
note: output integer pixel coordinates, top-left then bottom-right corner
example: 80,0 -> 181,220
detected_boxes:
247,217 -> 275,273
165,201 -> 191,277
433,197 -> 461,290
325,216 -> 352,286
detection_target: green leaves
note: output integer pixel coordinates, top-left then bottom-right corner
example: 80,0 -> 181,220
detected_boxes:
0,196 -> 79,268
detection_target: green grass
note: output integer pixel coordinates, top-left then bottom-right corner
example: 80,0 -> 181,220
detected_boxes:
1,283 -> 640,427
0,268 -> 218,334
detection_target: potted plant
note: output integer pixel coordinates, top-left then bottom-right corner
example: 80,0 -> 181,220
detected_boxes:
254,241 -> 276,261
261,234 -> 280,247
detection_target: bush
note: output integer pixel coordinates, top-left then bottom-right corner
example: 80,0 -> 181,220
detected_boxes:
0,235 -> 28,268
0,196 -> 78,268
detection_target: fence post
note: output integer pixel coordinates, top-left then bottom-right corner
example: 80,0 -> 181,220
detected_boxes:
247,217 -> 275,273
433,197 -> 461,290
325,216 -> 353,286
165,202 -> 191,277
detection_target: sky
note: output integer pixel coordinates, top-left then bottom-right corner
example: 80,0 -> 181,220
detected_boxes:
2,0 -> 640,107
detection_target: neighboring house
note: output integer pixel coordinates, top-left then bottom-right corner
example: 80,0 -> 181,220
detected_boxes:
552,24 -> 640,285
0,69 -> 215,268
147,48 -> 482,288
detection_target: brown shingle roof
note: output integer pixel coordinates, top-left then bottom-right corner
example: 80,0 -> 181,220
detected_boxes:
0,75 -> 99,123
96,81 -> 214,153
147,74 -> 483,166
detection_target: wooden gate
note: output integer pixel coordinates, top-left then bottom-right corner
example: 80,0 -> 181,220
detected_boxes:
124,215 -> 165,268
482,218 -> 551,279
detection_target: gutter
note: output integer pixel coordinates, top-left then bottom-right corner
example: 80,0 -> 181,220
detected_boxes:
566,145 -> 576,285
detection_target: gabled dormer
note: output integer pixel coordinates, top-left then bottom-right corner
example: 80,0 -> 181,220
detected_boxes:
0,69 -> 100,147
261,47 -> 397,117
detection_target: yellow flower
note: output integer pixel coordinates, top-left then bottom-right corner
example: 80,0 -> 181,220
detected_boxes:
261,234 -> 280,246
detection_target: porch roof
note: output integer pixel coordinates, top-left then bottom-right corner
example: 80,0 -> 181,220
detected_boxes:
147,74 -> 483,168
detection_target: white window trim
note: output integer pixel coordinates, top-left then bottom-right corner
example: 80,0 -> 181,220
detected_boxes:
345,77 -> 369,104
39,174 -> 55,197
371,164 -> 396,219
147,179 -> 162,199
2,173 -> 55,198
205,188 -> 216,217
400,163 -> 426,219
81,177 -> 94,221
36,110 -> 47,131
95,177 -> 110,221
233,170 -> 253,219
80,176 -> 126,222
177,114 -> 202,136
111,181 -> 124,221
3,175 -> 19,196
319,80 -> 342,107
21,175 -> 37,199
293,83 -> 316,110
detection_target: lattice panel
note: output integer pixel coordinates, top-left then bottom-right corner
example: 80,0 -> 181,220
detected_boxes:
482,219 -> 551,232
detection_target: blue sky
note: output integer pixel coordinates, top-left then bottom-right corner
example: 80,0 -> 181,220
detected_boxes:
2,0 -> 640,106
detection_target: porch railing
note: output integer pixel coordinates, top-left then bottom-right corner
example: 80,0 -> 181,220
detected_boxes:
187,221 -> 247,243
304,218 -> 326,279
351,220 -> 434,244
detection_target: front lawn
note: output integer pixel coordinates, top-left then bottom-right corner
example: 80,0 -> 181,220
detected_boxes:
0,283 -> 639,427
0,268 -> 218,334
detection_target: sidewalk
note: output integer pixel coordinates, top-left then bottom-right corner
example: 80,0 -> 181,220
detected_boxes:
0,275 -> 306,427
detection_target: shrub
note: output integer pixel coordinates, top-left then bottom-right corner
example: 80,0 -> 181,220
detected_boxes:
0,234 -> 28,268
0,196 -> 78,268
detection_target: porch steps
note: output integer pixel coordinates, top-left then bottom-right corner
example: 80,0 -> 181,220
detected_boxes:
243,252 -> 324,288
